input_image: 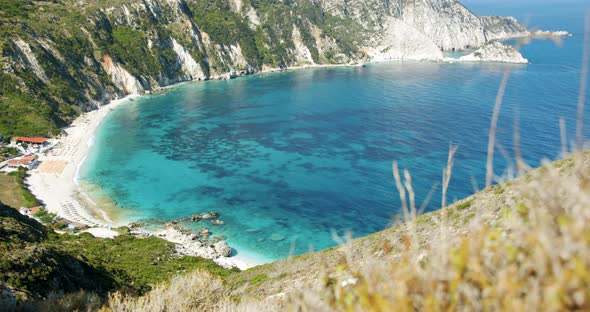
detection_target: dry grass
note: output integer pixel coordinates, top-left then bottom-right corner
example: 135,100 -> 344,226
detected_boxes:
288,153 -> 590,311
83,152 -> 590,312
105,270 -> 227,312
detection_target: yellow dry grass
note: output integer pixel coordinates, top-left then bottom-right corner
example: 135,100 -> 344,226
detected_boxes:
45,153 -> 589,312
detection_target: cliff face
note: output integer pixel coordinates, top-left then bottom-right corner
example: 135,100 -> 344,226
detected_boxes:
460,41 -> 529,63
319,0 -> 530,61
0,0 -> 527,136
481,16 -> 530,41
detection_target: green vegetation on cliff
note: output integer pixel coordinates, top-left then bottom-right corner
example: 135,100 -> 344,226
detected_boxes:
0,201 -> 236,304
189,0 -> 261,68
0,0 -> 365,138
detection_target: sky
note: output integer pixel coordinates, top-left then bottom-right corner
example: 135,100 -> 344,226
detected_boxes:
461,0 -> 589,32
462,0 -> 589,12
463,0 -> 588,4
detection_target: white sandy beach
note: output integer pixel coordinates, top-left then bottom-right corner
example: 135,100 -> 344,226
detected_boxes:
28,95 -> 137,230
26,92 -> 259,270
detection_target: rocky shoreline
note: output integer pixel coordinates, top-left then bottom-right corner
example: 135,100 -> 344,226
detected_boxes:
125,212 -> 240,269
23,88 -> 259,270
155,226 -> 234,269
458,41 -> 529,64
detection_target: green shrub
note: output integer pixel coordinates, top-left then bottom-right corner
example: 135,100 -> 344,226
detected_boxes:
7,168 -> 38,208
33,209 -> 57,224
456,200 -> 472,211
0,201 -> 237,302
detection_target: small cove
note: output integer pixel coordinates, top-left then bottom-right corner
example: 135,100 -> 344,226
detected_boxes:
80,3 -> 590,264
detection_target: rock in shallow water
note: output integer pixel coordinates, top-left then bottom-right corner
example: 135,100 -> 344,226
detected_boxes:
213,241 -> 232,257
200,211 -> 219,219
211,219 -> 224,225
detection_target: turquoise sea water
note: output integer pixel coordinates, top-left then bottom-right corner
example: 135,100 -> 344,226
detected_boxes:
81,2 -> 590,263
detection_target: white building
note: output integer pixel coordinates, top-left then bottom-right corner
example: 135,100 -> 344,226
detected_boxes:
7,154 -> 39,170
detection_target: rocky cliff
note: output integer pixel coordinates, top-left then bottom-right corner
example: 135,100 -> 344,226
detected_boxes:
319,0 -> 530,61
459,41 -> 529,64
0,0 -> 528,136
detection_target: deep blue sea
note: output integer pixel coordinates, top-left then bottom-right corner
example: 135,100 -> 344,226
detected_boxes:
81,1 -> 590,263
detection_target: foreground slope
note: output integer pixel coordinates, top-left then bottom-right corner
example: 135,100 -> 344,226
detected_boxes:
0,0 -> 527,137
0,201 -> 236,307
23,152 -> 588,311
219,153 -> 590,308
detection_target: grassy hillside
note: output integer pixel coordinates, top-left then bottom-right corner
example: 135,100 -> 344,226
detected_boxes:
11,152 -> 588,311
0,200 -> 237,307
0,168 -> 39,209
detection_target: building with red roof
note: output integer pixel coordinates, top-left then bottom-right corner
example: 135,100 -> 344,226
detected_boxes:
10,137 -> 48,145
7,154 -> 39,170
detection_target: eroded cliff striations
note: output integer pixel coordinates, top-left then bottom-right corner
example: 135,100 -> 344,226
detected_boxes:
0,0 -> 538,135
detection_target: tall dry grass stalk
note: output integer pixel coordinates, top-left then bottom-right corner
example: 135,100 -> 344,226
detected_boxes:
486,70 -> 512,188
512,111 -> 530,176
576,10 -> 590,151
442,145 -> 459,210
561,117 -> 568,158
485,30 -> 545,188
392,161 -> 409,221
392,162 -> 419,251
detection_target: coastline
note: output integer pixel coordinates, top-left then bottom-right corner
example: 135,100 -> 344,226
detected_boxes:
28,95 -> 138,232
26,92 -> 263,270
23,44 -> 553,270
25,61 -> 364,214
26,61 -> 367,227
25,62 -> 368,272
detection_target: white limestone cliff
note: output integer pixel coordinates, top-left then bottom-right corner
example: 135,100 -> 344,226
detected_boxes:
481,16 -> 530,40
13,39 -> 49,83
320,0 -> 532,61
459,41 -> 528,64
171,38 -> 207,81
365,18 -> 444,61
395,0 -> 488,51
101,55 -> 145,94
292,26 -> 315,64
